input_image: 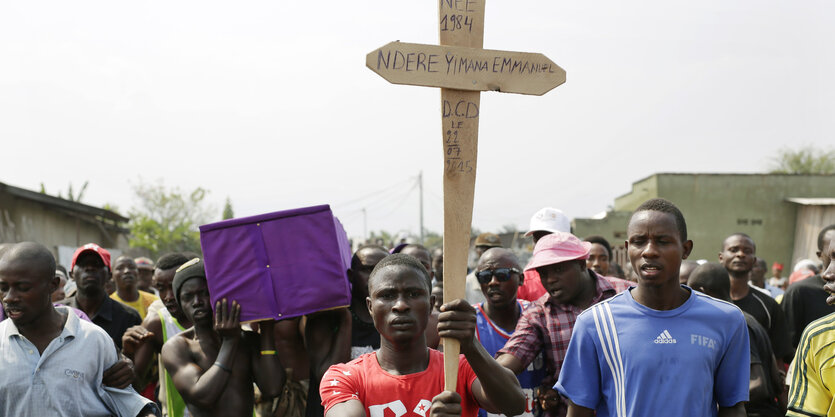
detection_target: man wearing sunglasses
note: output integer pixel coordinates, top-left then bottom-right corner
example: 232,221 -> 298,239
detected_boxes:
473,248 -> 545,417
496,232 -> 632,416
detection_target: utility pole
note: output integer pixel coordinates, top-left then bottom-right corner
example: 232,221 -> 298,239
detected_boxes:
419,171 -> 424,244
362,207 -> 368,242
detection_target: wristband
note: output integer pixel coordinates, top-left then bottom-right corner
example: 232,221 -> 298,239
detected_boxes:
213,362 -> 231,373
260,350 -> 277,356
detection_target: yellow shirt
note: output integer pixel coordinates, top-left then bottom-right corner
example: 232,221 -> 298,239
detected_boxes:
110,290 -> 160,320
787,312 -> 835,417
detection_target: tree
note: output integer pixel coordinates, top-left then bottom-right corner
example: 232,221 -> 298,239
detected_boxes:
127,179 -> 216,258
102,203 -> 121,214
769,146 -> 835,174
423,230 -> 443,250
222,197 -> 234,220
368,230 -> 394,247
39,181 -> 89,202
66,181 -> 89,202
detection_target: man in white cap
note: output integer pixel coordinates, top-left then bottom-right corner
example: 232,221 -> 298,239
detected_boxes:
517,208 -> 572,302
496,231 -> 631,416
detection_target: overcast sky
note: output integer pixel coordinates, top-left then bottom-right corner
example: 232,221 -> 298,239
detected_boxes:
1,0 -> 832,242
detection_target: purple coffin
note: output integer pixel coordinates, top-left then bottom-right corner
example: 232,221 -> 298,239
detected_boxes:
199,204 -> 351,323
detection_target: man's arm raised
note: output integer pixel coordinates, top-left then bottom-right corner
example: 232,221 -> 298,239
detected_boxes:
121,314 -> 164,388
435,299 -> 525,416
248,320 -> 284,400
161,299 -> 241,409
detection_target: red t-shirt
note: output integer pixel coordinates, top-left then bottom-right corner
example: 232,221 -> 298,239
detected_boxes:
517,269 -> 546,301
320,349 -> 479,416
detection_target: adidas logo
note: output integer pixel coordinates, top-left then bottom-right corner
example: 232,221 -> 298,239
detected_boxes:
653,330 -> 677,344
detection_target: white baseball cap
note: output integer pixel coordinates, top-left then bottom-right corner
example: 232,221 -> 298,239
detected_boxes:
524,207 -> 570,237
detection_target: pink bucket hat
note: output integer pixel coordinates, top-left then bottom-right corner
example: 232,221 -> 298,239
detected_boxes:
525,231 -> 591,272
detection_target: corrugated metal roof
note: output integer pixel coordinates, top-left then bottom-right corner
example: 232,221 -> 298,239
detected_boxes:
0,181 -> 129,222
786,198 -> 835,206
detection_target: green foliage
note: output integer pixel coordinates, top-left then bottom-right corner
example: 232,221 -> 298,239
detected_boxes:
769,146 -> 835,174
127,180 -> 216,258
368,230 -> 393,246
67,181 -> 89,202
423,230 -> 443,250
40,181 -> 89,202
222,197 -> 234,220
102,203 -> 121,214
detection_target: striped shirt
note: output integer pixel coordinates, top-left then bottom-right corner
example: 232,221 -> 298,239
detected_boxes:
474,300 -> 544,417
556,288 -> 749,417
497,272 -> 632,416
787,312 -> 835,416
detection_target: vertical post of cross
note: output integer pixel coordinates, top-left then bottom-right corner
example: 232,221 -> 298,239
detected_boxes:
439,0 -> 485,392
366,0 -> 566,394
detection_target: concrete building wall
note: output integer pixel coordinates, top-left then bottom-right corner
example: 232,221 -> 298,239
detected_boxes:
600,174 -> 835,269
573,211 -> 633,249
614,175 -> 658,211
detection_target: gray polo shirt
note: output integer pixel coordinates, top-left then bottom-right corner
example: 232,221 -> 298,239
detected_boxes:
0,306 -> 152,416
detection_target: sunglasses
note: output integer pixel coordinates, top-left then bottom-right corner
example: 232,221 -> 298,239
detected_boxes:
475,267 -> 522,284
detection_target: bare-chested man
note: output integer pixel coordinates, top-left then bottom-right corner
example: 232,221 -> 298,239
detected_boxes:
160,258 -> 284,416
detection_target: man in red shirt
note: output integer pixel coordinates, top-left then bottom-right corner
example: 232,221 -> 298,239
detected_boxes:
320,253 -> 525,417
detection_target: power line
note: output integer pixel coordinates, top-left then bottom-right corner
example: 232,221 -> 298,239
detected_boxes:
331,176 -> 416,209
375,181 -> 419,220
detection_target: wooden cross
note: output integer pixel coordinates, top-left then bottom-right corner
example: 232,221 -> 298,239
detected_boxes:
366,0 -> 565,391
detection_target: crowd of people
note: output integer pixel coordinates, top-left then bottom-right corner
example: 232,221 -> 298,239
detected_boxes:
1,197 -> 835,417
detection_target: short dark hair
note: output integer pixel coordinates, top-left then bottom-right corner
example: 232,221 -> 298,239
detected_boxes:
0,242 -> 56,283
687,262 -> 730,301
350,245 -> 389,270
609,262 -> 625,279
156,253 -> 190,271
722,233 -> 756,252
368,253 -> 431,292
400,244 -> 431,259
584,235 -> 612,258
818,224 -> 835,251
633,198 -> 688,241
